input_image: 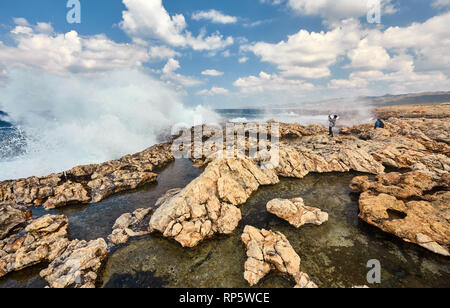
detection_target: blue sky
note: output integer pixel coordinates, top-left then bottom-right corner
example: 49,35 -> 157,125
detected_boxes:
0,0 -> 449,108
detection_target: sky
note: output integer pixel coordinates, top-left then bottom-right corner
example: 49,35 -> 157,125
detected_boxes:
0,0 -> 449,108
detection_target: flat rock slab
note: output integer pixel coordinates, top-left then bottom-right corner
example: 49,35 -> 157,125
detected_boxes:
267,198 -> 328,228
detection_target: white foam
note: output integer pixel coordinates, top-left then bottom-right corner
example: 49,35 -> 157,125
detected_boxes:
0,69 -> 220,181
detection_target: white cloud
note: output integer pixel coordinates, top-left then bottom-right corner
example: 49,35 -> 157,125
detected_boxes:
197,87 -> 229,96
0,21 -> 151,75
238,57 -> 248,63
192,10 -> 237,24
234,71 -> 314,94
243,19 -> 362,79
287,0 -> 397,22
149,45 -> 181,60
120,0 -> 233,51
201,69 -> 224,76
161,58 -> 202,88
432,0 -> 450,7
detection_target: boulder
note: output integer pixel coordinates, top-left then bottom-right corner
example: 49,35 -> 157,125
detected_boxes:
150,158 -> 279,247
267,198 -> 328,228
0,215 -> 70,277
241,226 -> 317,287
0,204 -> 30,240
350,172 -> 450,256
40,238 -> 108,288
107,208 -> 153,246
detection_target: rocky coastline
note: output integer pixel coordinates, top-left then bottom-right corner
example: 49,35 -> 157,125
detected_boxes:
0,103 -> 449,288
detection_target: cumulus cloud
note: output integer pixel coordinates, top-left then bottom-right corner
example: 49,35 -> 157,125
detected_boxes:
287,0 -> 397,22
192,10 -> 237,24
201,69 -> 224,76
0,20 -> 151,75
120,0 -> 233,51
161,58 -> 203,88
234,71 -> 314,94
149,45 -> 181,60
197,87 -> 229,96
242,19 -> 362,79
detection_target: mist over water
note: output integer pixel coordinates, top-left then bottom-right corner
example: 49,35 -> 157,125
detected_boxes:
0,69 -> 220,181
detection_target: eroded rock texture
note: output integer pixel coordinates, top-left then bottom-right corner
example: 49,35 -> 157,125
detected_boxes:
0,215 -> 70,277
40,238 -> 108,288
0,144 -> 174,209
150,159 -> 279,247
267,198 -> 328,228
108,208 -> 153,246
350,172 -> 450,256
241,225 -> 317,288
0,204 -> 31,240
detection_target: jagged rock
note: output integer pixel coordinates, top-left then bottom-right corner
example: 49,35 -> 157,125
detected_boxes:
88,170 -> 158,203
0,143 -> 174,209
0,204 -> 31,240
40,238 -> 108,288
267,198 -> 328,228
276,136 -> 385,178
107,208 -> 153,246
150,159 -> 279,247
350,172 -> 450,256
241,226 -> 316,287
293,272 -> 318,288
0,215 -> 70,277
43,182 -> 90,209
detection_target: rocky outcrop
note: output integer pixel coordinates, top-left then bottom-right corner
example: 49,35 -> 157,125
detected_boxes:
267,198 -> 328,228
107,208 -> 153,246
293,272 -> 319,288
350,172 -> 450,256
40,238 -> 108,288
0,204 -> 31,240
0,215 -> 70,277
0,143 -> 174,209
241,226 -> 317,288
150,159 -> 279,247
276,136 -> 385,178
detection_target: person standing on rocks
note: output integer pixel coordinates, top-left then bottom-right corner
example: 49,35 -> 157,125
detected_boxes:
328,114 -> 338,137
374,118 -> 385,129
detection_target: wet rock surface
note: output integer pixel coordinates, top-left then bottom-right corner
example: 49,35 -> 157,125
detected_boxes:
0,144 -> 174,209
267,198 -> 328,228
150,158 -> 279,247
350,171 -> 450,256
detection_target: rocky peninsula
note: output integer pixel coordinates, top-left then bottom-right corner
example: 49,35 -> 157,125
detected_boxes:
0,103 -> 449,288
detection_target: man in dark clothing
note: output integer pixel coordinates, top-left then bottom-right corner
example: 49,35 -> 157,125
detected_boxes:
374,118 -> 385,129
329,114 -> 338,137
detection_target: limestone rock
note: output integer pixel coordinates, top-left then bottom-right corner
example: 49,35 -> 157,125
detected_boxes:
241,226 -> 304,286
150,158 -> 279,247
0,215 -> 70,277
0,143 -> 174,208
0,204 -> 30,240
293,272 -> 318,288
107,208 -> 153,246
350,172 -> 450,256
40,238 -> 108,288
267,198 -> 328,228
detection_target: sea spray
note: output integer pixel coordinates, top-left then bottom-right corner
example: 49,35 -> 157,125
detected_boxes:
0,69 -> 220,181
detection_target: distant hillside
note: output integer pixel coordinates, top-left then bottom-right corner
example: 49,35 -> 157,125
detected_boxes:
362,91 -> 450,106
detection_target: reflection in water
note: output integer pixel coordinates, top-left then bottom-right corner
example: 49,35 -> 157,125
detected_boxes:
100,172 -> 450,288
2,162 -> 449,288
